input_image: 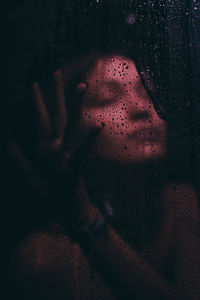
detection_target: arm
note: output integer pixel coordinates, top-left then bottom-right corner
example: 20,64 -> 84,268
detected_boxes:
7,68 -> 114,300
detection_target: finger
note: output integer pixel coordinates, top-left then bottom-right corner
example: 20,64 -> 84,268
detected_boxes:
76,82 -> 88,94
68,81 -> 89,123
75,174 -> 92,225
53,70 -> 67,140
61,82 -> 89,151
76,175 -> 102,226
32,82 -> 51,140
8,144 -> 46,197
61,54 -> 97,141
62,53 -> 98,87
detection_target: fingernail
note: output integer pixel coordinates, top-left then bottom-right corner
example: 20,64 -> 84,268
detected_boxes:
54,70 -> 63,80
76,82 -> 89,93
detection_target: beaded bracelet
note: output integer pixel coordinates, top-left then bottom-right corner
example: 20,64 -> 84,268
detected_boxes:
76,199 -> 113,245
75,199 -> 114,277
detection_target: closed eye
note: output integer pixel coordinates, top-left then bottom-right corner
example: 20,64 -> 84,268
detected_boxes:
85,96 -> 118,107
85,81 -> 126,107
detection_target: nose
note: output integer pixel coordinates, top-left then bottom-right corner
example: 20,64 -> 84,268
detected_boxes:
128,98 -> 153,122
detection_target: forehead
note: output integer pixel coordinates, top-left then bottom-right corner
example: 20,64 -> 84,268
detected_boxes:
87,55 -> 139,83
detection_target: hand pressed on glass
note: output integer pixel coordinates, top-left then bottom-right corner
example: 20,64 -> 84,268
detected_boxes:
8,69 -> 101,231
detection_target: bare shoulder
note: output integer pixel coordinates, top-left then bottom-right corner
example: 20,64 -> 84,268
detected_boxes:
161,182 -> 200,239
10,223 -> 80,277
155,182 -> 200,246
9,223 -> 116,300
161,182 -> 199,215
9,223 -> 82,299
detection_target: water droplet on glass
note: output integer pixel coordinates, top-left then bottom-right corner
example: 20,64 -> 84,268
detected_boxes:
125,13 -> 137,25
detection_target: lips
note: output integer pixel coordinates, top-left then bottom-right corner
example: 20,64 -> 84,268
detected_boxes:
126,128 -> 163,141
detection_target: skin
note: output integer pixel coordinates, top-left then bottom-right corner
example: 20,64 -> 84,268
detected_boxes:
81,55 -> 167,164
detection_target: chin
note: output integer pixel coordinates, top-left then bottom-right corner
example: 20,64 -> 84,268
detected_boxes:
94,152 -> 167,167
95,145 -> 167,166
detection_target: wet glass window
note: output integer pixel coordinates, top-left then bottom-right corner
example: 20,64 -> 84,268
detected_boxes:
3,1 -> 200,299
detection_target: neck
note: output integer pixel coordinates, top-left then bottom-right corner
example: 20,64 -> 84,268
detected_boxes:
84,156 -> 164,193
82,156 -> 166,212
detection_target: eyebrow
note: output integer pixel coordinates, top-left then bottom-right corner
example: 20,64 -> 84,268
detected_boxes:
103,78 -> 145,96
94,73 -> 148,97
101,80 -> 123,87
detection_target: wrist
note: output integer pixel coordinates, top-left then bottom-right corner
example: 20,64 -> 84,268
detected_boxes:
74,200 -> 113,247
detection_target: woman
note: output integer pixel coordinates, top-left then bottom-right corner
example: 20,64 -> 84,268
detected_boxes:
7,50 -> 200,300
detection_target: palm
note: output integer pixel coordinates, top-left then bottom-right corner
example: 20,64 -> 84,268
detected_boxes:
8,66 -> 100,232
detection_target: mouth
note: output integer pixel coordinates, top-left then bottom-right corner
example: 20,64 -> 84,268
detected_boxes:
126,128 -> 165,141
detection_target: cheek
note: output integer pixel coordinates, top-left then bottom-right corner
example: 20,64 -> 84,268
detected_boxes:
81,104 -> 129,135
81,107 -> 106,129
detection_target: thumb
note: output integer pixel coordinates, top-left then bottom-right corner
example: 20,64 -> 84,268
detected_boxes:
75,174 -> 100,227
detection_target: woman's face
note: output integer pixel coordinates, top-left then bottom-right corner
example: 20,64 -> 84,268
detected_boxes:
81,55 -> 167,164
